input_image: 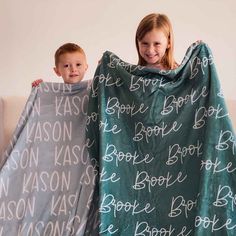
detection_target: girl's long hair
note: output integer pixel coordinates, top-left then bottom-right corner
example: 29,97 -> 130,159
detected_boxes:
135,13 -> 177,69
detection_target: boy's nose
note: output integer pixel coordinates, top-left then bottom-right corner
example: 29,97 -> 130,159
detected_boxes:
70,65 -> 77,72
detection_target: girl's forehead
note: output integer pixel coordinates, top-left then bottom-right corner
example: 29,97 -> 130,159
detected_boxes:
141,29 -> 167,40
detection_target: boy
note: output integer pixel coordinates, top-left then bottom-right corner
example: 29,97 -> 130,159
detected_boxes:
32,43 -> 88,86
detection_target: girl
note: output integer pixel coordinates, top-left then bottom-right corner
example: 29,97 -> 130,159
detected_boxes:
135,13 -> 178,70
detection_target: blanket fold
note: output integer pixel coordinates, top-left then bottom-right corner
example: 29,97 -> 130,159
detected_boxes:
86,42 -> 236,235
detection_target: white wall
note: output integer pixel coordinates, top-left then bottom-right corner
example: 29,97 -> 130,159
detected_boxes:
0,0 -> 235,99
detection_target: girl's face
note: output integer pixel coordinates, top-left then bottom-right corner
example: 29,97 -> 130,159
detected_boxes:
138,29 -> 170,68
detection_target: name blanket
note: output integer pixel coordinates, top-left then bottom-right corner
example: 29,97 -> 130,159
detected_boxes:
0,81 -> 98,235
86,43 -> 236,235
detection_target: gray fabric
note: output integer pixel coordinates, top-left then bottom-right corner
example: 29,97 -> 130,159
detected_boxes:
0,97 -> 4,157
0,81 -> 97,235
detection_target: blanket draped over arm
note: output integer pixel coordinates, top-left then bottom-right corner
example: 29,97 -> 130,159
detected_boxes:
86,43 -> 236,235
0,81 -> 98,235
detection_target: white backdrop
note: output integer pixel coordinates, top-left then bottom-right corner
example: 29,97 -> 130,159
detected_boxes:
0,0 -> 235,99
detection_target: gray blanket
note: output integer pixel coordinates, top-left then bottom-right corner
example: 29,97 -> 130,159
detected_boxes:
0,81 -> 97,235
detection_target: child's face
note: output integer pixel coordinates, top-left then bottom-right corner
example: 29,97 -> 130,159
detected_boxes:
138,29 -> 170,68
54,52 -> 88,84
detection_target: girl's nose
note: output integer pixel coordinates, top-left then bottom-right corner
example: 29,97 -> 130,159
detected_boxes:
147,45 -> 155,54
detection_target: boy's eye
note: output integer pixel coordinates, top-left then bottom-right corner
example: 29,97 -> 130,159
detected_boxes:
76,63 -> 81,67
63,64 -> 69,68
154,42 -> 160,46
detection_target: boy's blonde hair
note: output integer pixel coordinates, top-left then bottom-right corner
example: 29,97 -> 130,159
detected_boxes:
135,13 -> 176,69
54,43 -> 86,67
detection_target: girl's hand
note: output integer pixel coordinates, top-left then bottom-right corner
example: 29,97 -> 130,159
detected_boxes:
195,40 -> 203,44
32,79 -> 43,88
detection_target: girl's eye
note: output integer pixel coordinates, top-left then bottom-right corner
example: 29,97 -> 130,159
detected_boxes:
141,42 -> 148,46
63,64 -> 69,68
154,42 -> 160,46
76,63 -> 81,67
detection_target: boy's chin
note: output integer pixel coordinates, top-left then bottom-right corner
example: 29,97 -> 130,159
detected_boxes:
63,78 -> 82,84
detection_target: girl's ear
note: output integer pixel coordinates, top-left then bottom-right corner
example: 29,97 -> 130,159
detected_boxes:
54,67 -> 61,76
167,39 -> 171,49
167,35 -> 171,49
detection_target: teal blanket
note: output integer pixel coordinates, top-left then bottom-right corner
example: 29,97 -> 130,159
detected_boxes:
0,82 -> 97,235
86,42 -> 236,235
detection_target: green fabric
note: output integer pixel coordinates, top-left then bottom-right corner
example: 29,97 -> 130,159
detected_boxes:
86,42 -> 236,235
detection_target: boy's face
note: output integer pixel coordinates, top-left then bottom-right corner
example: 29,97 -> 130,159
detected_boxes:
54,52 -> 88,84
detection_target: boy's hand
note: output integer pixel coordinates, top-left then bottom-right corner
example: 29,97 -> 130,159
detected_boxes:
32,79 -> 43,87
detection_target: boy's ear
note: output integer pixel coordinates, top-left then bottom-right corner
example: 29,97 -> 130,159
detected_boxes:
54,67 -> 61,76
